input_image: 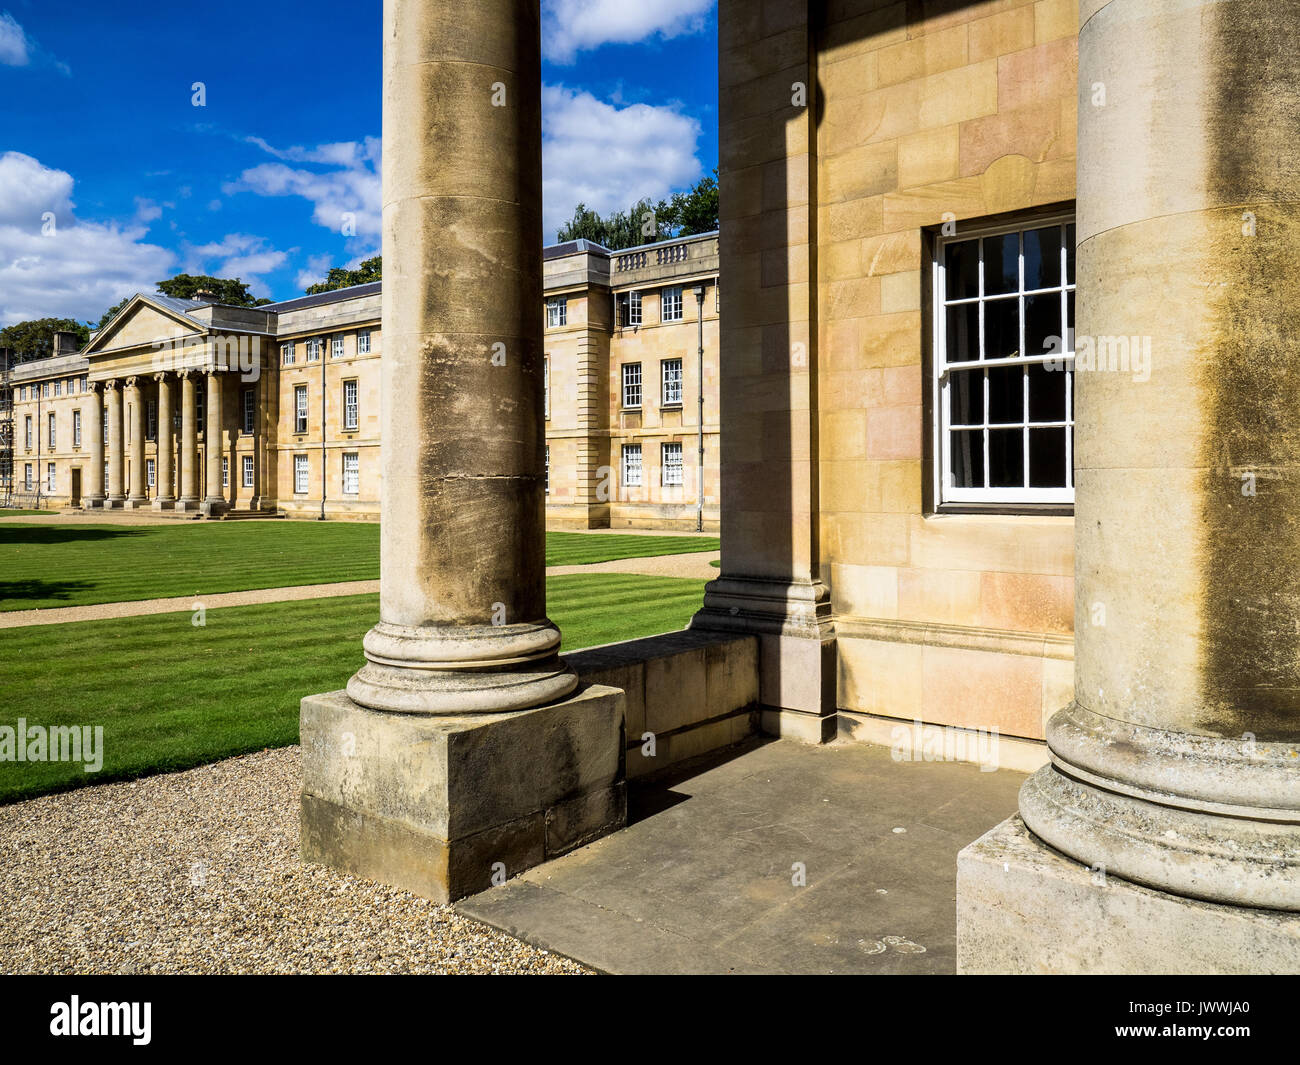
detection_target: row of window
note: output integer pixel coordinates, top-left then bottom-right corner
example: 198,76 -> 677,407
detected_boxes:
282,329 -> 372,365
292,452 -> 360,495
545,284 -> 716,331
15,376 -> 88,401
23,411 -> 83,450
25,388 -> 260,452
621,442 -> 685,487
621,359 -> 683,409
293,381 -> 360,433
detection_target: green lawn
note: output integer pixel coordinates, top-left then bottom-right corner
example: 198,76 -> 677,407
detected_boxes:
0,522 -> 719,611
0,510 -> 45,516
0,573 -> 707,804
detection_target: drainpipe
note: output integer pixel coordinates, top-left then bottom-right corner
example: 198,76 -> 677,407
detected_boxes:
693,284 -> 705,533
318,337 -> 327,520
35,375 -> 42,509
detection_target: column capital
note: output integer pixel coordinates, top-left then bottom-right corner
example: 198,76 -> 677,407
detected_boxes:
124,375 -> 139,389
86,380 -> 101,394
104,378 -> 119,392
176,367 -> 193,380
152,371 -> 169,384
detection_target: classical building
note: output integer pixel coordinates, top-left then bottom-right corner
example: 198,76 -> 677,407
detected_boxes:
0,233 -> 719,529
298,0 -> 1300,973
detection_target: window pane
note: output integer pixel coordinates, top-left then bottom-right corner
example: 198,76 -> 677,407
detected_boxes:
987,366 -> 1023,424
1066,289 -> 1075,336
988,428 -> 1024,487
1023,226 -> 1061,290
1027,361 -> 1067,422
949,370 -> 981,426
984,233 -> 1018,295
945,239 -> 979,300
950,430 -> 984,488
1024,292 -> 1063,357
1029,427 -> 1068,487
984,297 -> 1019,359
1065,223 -> 1076,285
946,303 -> 979,361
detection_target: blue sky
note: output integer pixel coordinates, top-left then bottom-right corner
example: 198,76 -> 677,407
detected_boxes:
0,0 -> 718,325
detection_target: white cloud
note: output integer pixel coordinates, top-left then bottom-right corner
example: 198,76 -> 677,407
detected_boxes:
133,197 -> 163,223
0,12 -> 29,65
183,232 -> 288,297
541,85 -> 703,239
295,253 -> 333,292
224,137 -> 381,240
542,0 -> 713,63
0,152 -> 174,326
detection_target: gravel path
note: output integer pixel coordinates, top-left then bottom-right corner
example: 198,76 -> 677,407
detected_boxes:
0,747 -> 591,975
0,553 -> 719,628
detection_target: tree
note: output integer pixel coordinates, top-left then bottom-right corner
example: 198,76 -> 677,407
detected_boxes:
0,318 -> 92,363
554,172 -> 720,250
96,273 -> 271,332
305,255 -> 383,295
156,274 -> 269,307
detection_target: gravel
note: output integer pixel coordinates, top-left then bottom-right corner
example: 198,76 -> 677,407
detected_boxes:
0,747 -> 591,975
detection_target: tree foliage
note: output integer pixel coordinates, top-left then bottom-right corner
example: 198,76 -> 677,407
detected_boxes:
0,318 -> 92,364
305,255 -> 383,295
555,171 -> 720,250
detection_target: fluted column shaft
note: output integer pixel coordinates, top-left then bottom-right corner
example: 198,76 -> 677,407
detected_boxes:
83,382 -> 105,507
203,370 -> 225,512
1019,0 -> 1300,911
125,376 -> 147,506
345,0 -> 574,714
153,373 -> 175,507
105,380 -> 124,506
178,371 -> 199,509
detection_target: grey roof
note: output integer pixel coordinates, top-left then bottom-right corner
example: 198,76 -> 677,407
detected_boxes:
543,238 -> 612,259
259,281 -> 382,314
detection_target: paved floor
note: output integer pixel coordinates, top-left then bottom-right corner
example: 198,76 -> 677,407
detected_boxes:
457,738 -> 1025,974
0,552 -> 719,628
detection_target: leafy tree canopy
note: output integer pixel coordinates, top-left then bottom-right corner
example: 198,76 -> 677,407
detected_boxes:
96,274 -> 271,331
0,318 -> 92,364
555,171 -> 719,251
305,255 -> 383,295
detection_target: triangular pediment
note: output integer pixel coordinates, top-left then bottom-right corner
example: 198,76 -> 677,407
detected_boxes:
84,295 -> 208,356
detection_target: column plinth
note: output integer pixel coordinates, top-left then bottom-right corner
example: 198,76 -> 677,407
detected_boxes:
104,380 -> 124,508
82,381 -> 105,508
153,372 -> 175,509
176,370 -> 200,511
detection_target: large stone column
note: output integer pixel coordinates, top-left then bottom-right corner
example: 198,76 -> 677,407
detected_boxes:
124,376 -> 147,507
344,0 -> 573,715
104,379 -> 124,508
177,370 -> 199,511
300,0 -> 623,904
202,370 -> 226,516
959,0 -> 1300,972
82,381 -> 105,508
153,372 -> 175,509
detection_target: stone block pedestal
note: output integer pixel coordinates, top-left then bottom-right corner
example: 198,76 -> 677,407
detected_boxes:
957,815 -> 1300,974
300,684 -> 627,903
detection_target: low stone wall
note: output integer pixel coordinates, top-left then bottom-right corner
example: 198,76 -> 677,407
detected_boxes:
569,630 -> 759,778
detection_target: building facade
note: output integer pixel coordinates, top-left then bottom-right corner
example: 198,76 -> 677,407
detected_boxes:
1,233 -> 719,529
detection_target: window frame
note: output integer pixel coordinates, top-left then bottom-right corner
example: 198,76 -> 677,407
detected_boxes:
661,285 -> 683,322
331,334 -> 345,359
294,385 -> 308,434
72,409 -> 82,448
546,297 -> 567,328
293,453 -> 309,495
357,329 -> 371,355
46,462 -> 55,492
342,379 -> 359,432
622,443 -> 643,488
661,358 -> 683,407
661,441 -> 684,487
621,362 -> 642,410
932,212 -> 1076,510
628,290 -> 642,327
242,454 -> 255,489
47,411 -> 55,449
342,451 -> 359,495
242,388 -> 255,434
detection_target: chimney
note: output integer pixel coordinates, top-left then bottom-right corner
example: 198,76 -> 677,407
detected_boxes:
53,331 -> 81,357
193,289 -> 216,302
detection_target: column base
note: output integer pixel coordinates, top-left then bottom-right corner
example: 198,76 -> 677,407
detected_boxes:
691,576 -> 836,741
958,815 -> 1300,974
82,496 -> 105,510
174,498 -> 201,513
200,498 -> 228,517
103,497 -> 125,510
299,684 -> 626,903
152,497 -> 176,511
123,497 -> 149,510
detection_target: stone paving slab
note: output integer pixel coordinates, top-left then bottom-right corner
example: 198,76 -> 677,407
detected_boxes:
457,738 -> 1026,974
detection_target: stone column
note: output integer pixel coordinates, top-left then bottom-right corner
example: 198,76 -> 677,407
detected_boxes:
344,0 -> 573,715
104,379 -> 124,507
124,376 -> 147,507
301,0 -> 623,906
83,382 -> 105,508
958,0 -> 1300,974
177,370 -> 199,511
202,370 -> 226,515
153,372 -> 175,508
